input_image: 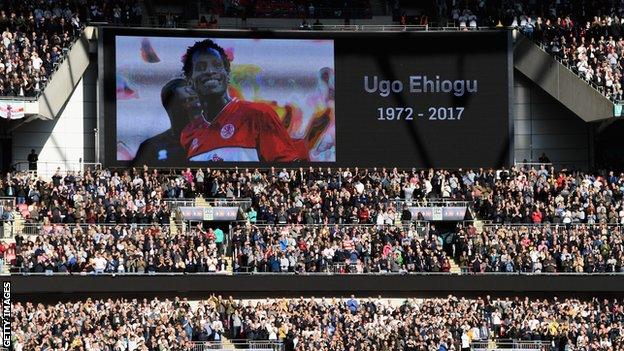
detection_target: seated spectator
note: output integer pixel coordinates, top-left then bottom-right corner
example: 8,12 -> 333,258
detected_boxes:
231,223 -> 437,273
452,224 -> 624,273
12,223 -> 229,274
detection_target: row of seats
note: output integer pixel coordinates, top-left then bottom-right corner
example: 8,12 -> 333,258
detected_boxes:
436,0 -> 624,102
11,295 -> 624,350
2,166 -> 623,225
6,221 -> 624,274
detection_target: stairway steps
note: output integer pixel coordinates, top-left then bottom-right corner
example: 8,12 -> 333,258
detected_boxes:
449,259 -> 462,274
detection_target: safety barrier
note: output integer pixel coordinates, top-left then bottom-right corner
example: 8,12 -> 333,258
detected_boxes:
189,340 -> 283,351
164,198 -> 252,210
11,161 -> 103,180
471,340 -> 548,351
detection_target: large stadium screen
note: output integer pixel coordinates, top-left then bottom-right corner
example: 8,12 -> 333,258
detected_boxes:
102,29 -> 511,168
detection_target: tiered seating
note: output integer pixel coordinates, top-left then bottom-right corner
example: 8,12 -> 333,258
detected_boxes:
435,0 -> 624,101
5,166 -> 624,275
11,295 -> 624,350
0,0 -> 142,97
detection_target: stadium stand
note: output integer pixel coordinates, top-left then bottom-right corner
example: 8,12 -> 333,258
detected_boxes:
2,166 -> 624,275
4,2 -> 624,351
11,295 -> 624,350
455,223 -> 624,273
0,0 -> 144,98
3,166 -> 624,225
230,223 -> 445,273
0,0 -> 83,97
216,0 -> 373,19
11,223 -> 230,273
434,0 -> 624,101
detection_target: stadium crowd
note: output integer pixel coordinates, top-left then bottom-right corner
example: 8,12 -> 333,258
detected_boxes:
216,0 -> 372,19
4,165 -> 624,225
10,220 -> 624,275
12,295 -> 624,350
1,167 -> 179,225
10,223 -> 229,273
520,7 -> 624,102
435,0 -> 624,101
231,223 -> 452,273
453,224 -> 624,273
0,0 -> 142,97
4,165 -> 624,274
0,0 -> 80,97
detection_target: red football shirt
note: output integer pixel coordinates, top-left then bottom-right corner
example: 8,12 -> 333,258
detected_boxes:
180,98 -> 305,162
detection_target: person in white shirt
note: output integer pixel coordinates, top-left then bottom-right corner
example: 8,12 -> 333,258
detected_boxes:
461,331 -> 471,351
280,255 -> 289,272
471,325 -> 480,341
31,52 -> 43,71
94,255 -> 107,273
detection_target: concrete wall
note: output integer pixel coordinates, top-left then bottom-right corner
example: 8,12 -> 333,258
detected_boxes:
513,72 -> 591,170
12,64 -> 97,177
11,274 -> 624,297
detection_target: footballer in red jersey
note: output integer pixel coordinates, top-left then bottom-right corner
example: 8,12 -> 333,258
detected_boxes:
178,39 -> 307,162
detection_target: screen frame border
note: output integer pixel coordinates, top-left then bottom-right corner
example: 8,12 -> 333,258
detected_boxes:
100,26 -> 512,169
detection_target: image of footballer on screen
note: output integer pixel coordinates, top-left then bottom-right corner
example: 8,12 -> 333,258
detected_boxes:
133,78 -> 198,165
116,36 -> 336,164
179,39 -> 306,162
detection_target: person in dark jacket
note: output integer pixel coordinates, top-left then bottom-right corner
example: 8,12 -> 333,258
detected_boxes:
133,78 -> 198,166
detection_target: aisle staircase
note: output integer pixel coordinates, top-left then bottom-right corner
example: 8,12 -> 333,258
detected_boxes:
472,220 -> 485,234
219,336 -> 236,349
0,212 -> 19,275
449,259 -> 461,274
2,212 -> 24,239
447,219 -> 486,274
195,197 -> 210,208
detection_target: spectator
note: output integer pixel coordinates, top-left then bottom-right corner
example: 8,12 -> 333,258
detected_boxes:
11,295 -> 624,351
13,223 -> 229,274
26,149 -> 37,172
538,152 -> 551,164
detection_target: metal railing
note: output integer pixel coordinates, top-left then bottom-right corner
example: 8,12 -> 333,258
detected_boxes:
15,222 -> 176,237
203,198 -> 252,209
518,29 -> 621,103
235,261 -> 428,274
164,198 -> 196,209
165,198 -> 252,209
190,340 -> 283,351
124,21 -> 499,32
406,199 -> 471,207
232,222 -> 430,233
0,29 -> 83,101
14,270 -> 231,276
480,223 -> 624,231
471,339 -> 548,351
11,161 -> 103,180
144,14 -> 189,29
513,162 -> 553,169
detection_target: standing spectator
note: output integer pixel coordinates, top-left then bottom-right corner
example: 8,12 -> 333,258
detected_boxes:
27,149 -> 37,172
538,153 -> 551,164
